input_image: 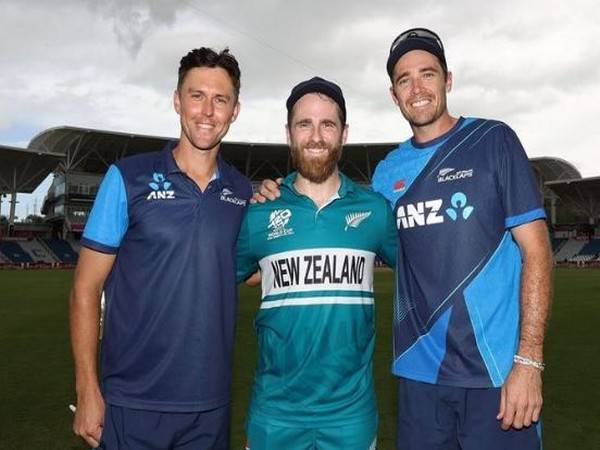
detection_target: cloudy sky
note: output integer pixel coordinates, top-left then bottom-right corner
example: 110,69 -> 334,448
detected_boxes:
1,0 -> 598,219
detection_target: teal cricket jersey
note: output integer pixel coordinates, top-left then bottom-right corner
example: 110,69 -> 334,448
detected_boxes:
237,172 -> 397,428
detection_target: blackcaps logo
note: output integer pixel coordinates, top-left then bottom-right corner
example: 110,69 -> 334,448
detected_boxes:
437,167 -> 473,183
220,188 -> 247,206
146,173 -> 175,200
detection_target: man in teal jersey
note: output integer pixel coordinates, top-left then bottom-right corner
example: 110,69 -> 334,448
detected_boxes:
237,77 -> 397,450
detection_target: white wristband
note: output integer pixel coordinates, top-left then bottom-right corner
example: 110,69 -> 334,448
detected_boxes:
513,354 -> 545,371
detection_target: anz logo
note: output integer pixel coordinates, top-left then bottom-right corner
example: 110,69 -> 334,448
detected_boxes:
396,199 -> 443,229
146,172 -> 175,200
396,192 -> 475,229
446,192 -> 474,221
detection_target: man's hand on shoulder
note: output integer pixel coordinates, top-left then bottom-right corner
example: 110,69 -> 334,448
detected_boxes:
251,178 -> 283,204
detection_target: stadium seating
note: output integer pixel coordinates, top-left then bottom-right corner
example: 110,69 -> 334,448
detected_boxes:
570,254 -> 596,264
67,239 -> 81,254
19,240 -> 58,264
551,238 -> 567,252
554,239 -> 586,262
43,239 -> 78,263
0,250 -> 10,265
578,239 -> 600,257
552,238 -> 600,265
0,241 -> 34,263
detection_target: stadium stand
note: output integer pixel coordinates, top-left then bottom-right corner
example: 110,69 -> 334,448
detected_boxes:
551,238 -> 567,253
43,239 -> 78,263
0,240 -> 34,263
18,239 -> 58,264
570,254 -> 596,264
0,145 -> 64,231
0,250 -> 10,265
68,239 -> 81,253
2,126 -> 600,271
577,240 -> 600,258
554,239 -> 587,262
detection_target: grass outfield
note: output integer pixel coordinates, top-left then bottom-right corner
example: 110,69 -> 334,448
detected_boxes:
0,268 -> 598,449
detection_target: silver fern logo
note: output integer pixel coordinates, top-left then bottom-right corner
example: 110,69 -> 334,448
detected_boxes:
344,211 -> 372,231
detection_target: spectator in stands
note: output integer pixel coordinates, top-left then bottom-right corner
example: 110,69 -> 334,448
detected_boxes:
69,47 -> 251,449
256,28 -> 554,450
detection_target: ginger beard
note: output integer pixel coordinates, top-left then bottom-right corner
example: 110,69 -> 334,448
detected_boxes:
290,139 -> 342,184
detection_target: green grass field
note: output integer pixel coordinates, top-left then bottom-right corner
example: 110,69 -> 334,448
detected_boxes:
0,268 -> 598,449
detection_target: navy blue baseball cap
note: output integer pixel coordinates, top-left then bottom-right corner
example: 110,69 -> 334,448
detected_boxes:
386,27 -> 447,78
286,76 -> 347,124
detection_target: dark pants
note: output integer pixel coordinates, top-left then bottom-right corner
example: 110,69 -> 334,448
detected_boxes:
96,403 -> 230,450
397,378 -> 542,450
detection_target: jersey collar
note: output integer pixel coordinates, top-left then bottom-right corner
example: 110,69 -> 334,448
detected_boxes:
410,116 -> 465,149
282,171 -> 356,198
159,141 -> 234,187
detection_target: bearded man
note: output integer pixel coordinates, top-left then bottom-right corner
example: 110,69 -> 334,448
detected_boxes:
236,77 -> 397,450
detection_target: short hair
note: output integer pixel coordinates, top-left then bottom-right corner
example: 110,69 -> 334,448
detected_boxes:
286,94 -> 345,128
286,77 -> 346,127
177,47 -> 241,99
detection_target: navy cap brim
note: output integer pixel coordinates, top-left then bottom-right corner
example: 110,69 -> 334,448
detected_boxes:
386,38 -> 447,79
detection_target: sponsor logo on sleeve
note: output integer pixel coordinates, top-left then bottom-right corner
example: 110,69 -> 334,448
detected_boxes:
393,179 -> 406,192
